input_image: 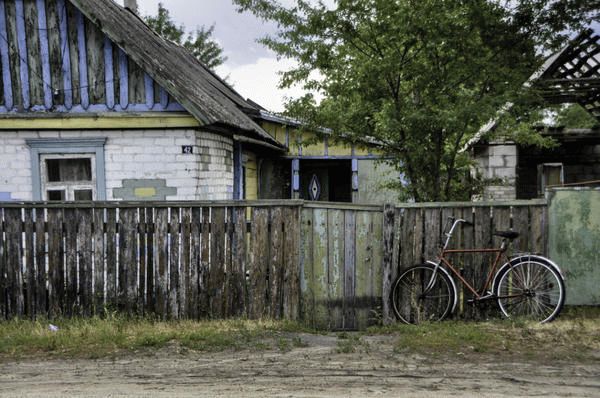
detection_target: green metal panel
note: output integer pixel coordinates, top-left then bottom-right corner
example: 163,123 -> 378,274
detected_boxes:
548,189 -> 600,305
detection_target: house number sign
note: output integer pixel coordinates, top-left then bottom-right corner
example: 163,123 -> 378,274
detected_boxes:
181,146 -> 193,154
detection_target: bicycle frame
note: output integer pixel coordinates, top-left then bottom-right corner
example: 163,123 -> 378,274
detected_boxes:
394,217 -> 566,324
427,218 -> 510,301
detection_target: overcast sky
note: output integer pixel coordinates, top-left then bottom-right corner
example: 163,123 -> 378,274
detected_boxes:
119,0 -> 316,112
120,1 -> 598,113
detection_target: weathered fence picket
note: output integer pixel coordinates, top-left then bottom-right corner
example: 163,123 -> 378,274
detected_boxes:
0,199 -> 548,328
0,202 -> 303,321
378,201 -> 548,323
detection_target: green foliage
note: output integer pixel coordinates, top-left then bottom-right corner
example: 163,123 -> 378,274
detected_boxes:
144,3 -> 227,69
233,0 -> 597,201
554,104 -> 598,129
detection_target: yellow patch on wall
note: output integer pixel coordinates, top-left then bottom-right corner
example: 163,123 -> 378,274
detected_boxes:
244,151 -> 259,201
300,131 -> 325,156
134,187 -> 157,198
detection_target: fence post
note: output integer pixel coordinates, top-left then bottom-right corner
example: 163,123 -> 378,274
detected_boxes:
382,204 -> 395,325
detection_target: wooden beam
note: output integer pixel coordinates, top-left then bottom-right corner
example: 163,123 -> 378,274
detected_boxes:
118,47 -> 128,109
15,0 -> 29,108
37,0 -> 52,109
57,0 -> 72,109
159,86 -> 169,109
144,72 -> 153,109
104,36 -> 114,109
0,0 -> 13,110
0,113 -> 201,130
76,9 -> 89,109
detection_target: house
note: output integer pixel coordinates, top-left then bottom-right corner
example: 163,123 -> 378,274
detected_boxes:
0,0 -> 399,204
472,28 -> 600,200
253,110 -> 399,204
0,0 -> 284,202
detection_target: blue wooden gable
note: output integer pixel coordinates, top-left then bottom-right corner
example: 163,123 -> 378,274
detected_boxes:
0,0 -> 184,114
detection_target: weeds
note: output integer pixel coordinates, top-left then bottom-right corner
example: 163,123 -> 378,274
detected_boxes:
1,308 -> 598,361
335,332 -> 364,354
0,317 -> 310,360
368,313 -> 600,361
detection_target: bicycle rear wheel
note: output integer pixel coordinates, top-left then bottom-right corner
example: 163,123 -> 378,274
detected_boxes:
391,264 -> 455,324
495,260 -> 565,323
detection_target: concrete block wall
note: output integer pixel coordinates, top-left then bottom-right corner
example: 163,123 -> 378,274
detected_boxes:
473,143 -> 518,201
0,129 -> 234,201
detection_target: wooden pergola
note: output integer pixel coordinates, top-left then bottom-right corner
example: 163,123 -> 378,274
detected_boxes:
533,29 -> 600,121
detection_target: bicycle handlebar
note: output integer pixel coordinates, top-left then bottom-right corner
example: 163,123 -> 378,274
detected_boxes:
441,217 -> 473,249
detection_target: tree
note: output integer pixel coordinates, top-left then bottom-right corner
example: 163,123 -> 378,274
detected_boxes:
554,104 -> 598,129
233,0 -> 597,201
145,3 -> 227,70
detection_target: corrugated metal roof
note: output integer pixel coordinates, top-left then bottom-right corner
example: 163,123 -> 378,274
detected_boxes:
69,0 -> 282,149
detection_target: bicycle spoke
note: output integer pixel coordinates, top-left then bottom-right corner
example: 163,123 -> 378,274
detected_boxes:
391,265 -> 454,324
496,260 -> 564,323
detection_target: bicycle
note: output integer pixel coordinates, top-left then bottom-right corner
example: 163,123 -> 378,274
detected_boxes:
390,217 -> 566,324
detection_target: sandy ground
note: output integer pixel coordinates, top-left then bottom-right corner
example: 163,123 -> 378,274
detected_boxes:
1,334 -> 599,397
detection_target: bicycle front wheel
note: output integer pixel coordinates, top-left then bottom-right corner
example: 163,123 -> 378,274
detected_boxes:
391,264 -> 455,324
495,260 -> 565,323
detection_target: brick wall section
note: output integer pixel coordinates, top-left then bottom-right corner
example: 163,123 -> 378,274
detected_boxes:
0,129 -> 234,201
0,132 -> 34,200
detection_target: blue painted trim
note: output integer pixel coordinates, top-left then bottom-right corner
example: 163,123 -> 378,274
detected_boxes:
351,157 -> 359,192
291,158 -> 300,193
104,36 -> 114,109
37,0 -> 52,109
26,138 -> 107,201
159,86 -> 169,108
57,0 -> 72,109
15,0 -> 30,108
0,192 -> 12,201
233,141 -> 243,200
352,174 -> 359,191
76,10 -> 89,110
0,1 -> 13,110
45,102 -> 182,113
281,155 -> 387,160
118,48 -> 128,109
144,73 -> 154,109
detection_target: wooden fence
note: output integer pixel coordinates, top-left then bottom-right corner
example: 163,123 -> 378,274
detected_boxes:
298,200 -> 547,329
300,203 -> 384,331
0,201 -> 301,320
0,199 -> 548,328
381,200 -> 548,323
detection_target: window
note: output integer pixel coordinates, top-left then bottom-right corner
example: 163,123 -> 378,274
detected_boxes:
26,138 -> 107,201
40,154 -> 96,201
538,163 -> 564,196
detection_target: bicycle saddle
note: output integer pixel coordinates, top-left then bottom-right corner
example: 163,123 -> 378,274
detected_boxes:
493,230 -> 520,240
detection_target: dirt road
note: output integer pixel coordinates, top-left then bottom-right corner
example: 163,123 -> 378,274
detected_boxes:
1,334 -> 599,397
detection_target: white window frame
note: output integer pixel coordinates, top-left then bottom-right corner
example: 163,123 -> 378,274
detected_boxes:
40,153 -> 97,201
26,138 -> 107,201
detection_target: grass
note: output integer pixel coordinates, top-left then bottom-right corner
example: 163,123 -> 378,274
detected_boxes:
368,306 -> 600,361
0,316 -> 313,360
1,307 -> 598,361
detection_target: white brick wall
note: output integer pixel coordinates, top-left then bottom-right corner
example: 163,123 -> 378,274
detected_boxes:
0,129 -> 234,201
0,136 -> 32,200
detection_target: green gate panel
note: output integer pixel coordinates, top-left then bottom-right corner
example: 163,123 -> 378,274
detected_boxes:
548,189 -> 600,305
